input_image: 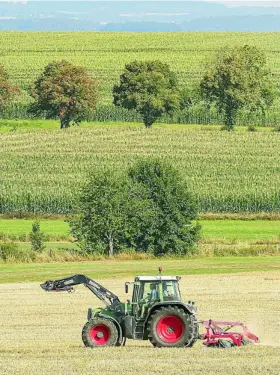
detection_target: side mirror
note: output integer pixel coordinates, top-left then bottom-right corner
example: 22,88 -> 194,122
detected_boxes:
125,283 -> 128,293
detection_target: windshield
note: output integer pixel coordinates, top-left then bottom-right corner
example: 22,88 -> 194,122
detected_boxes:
162,281 -> 180,300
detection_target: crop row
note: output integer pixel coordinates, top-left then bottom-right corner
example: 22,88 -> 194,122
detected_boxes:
0,127 -> 279,214
1,32 -> 280,105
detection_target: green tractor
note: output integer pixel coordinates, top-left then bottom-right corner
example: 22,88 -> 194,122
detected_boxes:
41,270 -> 198,348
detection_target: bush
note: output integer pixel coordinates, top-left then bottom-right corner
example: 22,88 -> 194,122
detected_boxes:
273,125 -> 280,132
0,243 -> 36,262
30,220 -> 45,252
247,125 -> 257,132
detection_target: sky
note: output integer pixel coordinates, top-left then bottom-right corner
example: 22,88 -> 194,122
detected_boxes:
1,0 -> 280,5
208,0 -> 280,6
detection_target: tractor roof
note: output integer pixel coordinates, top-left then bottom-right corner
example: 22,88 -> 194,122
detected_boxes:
134,276 -> 181,282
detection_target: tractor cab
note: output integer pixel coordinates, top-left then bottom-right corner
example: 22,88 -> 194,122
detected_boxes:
133,276 -> 182,303
125,275 -> 182,320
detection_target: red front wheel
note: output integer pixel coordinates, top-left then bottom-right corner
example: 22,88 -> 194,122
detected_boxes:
82,318 -> 119,347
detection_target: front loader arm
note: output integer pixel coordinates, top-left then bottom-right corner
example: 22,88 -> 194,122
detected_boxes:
41,274 -> 121,309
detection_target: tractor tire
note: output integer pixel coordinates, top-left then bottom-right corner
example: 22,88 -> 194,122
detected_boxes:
187,315 -> 199,347
82,318 -> 119,348
147,306 -> 198,348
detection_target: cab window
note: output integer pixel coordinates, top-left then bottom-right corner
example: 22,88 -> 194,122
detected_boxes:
162,281 -> 180,300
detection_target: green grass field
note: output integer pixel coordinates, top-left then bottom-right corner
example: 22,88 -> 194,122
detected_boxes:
1,126 -> 280,215
0,119 -> 275,133
0,219 -> 279,242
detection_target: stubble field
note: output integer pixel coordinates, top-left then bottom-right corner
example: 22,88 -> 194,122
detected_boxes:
0,272 -> 279,375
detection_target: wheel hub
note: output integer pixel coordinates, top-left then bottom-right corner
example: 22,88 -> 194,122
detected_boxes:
166,326 -> 174,333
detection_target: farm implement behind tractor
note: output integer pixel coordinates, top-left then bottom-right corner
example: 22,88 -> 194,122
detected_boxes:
41,270 -> 259,348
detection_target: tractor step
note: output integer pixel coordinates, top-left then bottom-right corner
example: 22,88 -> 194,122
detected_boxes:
134,322 -> 145,340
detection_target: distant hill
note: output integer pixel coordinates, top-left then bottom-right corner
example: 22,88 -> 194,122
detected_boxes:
1,1 -> 280,31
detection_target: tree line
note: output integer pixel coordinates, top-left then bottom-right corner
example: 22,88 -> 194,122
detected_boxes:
0,44 -> 276,130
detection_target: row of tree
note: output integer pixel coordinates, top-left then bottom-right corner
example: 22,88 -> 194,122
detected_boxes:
0,45 -> 276,130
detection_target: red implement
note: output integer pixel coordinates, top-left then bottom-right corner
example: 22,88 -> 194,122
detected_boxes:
200,320 -> 259,347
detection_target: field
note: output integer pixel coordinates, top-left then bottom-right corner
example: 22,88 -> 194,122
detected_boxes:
1,126 -> 279,214
1,32 -> 280,124
1,218 -> 279,243
1,269 -> 280,375
1,257 -> 280,282
1,32 -> 280,103
1,31 -> 280,374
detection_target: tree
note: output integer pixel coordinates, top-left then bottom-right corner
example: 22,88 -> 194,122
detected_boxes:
113,60 -> 180,128
69,171 -> 127,256
0,64 -> 21,115
200,45 -> 275,130
30,220 -> 45,252
126,159 -> 201,255
29,60 -> 98,129
70,160 -> 200,257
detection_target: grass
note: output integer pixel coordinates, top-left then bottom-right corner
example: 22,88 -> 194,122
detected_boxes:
0,257 -> 280,283
0,219 -> 279,242
0,119 -> 274,133
0,219 -> 69,237
0,272 -> 280,375
201,220 -> 280,242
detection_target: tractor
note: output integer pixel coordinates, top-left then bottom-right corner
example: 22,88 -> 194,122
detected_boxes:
41,269 -> 259,348
41,270 -> 198,348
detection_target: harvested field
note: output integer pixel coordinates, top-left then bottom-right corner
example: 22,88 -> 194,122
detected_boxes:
0,272 -> 279,375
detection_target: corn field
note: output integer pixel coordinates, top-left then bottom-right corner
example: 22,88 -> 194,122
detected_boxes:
0,127 -> 279,214
1,32 -> 280,125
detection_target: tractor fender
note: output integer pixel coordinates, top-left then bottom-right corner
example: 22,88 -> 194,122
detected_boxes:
144,301 -> 196,326
98,313 -> 124,345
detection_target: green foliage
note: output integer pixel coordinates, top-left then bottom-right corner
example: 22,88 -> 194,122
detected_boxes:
69,171 -> 127,256
30,220 -> 45,252
29,60 -> 98,128
0,64 -> 21,115
273,125 -> 280,132
70,159 -> 200,256
0,242 -> 36,262
2,33 -> 280,125
113,60 -> 180,128
200,45 -> 275,130
247,125 -> 257,132
126,159 -> 200,255
180,85 -> 201,110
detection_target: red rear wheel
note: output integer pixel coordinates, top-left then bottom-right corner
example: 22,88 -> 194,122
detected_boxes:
147,306 -> 198,348
156,315 -> 184,343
